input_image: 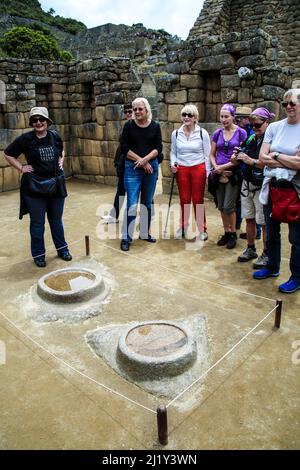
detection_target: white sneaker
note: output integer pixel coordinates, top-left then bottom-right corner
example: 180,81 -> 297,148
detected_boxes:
101,214 -> 118,224
174,227 -> 185,239
253,253 -> 269,269
198,231 -> 208,242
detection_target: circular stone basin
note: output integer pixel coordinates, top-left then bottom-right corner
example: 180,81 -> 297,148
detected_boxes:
37,268 -> 105,303
117,321 -> 197,379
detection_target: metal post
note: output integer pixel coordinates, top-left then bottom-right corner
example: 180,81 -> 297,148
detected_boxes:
157,405 -> 168,445
85,235 -> 90,256
274,299 -> 283,329
163,174 -> 176,238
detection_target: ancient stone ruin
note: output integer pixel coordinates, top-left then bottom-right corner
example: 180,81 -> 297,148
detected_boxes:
0,0 -> 299,193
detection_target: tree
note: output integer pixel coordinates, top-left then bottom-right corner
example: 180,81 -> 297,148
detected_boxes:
0,26 -> 73,61
48,8 -> 56,16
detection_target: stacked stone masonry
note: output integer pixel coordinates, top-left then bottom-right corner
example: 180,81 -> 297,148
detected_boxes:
189,0 -> 300,78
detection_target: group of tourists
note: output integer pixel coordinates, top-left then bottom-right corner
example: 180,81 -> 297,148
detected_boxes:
4,88 -> 300,294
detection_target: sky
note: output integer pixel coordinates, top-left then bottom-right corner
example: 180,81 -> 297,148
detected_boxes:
39,0 -> 204,40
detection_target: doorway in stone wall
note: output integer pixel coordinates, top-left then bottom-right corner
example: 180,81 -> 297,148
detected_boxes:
203,72 -> 221,123
35,84 -> 49,109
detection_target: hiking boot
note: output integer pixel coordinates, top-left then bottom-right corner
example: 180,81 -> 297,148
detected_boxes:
238,247 -> 258,262
226,233 -> 237,249
253,253 -> 269,269
278,278 -> 300,294
217,233 -> 229,246
253,268 -> 280,280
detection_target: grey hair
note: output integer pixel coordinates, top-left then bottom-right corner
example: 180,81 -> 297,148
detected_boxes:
132,97 -> 152,120
283,88 -> 300,104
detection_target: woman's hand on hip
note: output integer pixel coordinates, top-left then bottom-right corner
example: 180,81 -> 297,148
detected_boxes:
21,165 -> 34,173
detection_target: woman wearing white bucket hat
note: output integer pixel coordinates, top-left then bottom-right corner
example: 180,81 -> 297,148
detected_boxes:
4,107 -> 72,267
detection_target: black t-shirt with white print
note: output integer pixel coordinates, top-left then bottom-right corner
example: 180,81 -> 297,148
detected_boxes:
5,130 -> 63,178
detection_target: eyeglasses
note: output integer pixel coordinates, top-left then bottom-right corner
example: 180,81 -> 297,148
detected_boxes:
181,113 -> 194,118
223,141 -> 229,154
124,110 -> 133,115
281,101 -> 297,108
251,121 -> 265,129
133,107 -> 145,112
31,116 -> 47,124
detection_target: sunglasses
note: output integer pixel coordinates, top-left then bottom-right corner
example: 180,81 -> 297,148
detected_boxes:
124,110 -> 133,114
281,101 -> 297,108
182,113 -> 194,118
133,107 -> 145,112
251,121 -> 265,129
31,116 -> 47,124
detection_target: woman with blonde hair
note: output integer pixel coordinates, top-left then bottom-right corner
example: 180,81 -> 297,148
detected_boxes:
170,104 -> 211,240
120,97 -> 162,251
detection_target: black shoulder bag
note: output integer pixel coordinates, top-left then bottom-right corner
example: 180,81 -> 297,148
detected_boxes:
27,131 -> 67,198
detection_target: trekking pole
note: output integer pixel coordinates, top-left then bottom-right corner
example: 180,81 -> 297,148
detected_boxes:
163,171 -> 176,238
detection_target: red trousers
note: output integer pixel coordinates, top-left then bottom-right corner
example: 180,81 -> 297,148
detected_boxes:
176,163 -> 207,232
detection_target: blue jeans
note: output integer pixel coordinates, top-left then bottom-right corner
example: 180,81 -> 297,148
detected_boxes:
24,195 -> 68,259
264,199 -> 300,279
122,160 -> 158,241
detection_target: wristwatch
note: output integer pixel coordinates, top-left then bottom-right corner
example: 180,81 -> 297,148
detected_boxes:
274,152 -> 280,160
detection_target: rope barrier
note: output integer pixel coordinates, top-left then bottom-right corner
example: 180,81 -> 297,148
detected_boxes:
0,310 -> 156,415
0,234 -> 280,415
166,304 -> 278,408
91,237 -> 276,302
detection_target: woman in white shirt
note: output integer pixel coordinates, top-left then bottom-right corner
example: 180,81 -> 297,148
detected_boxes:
170,104 -> 211,241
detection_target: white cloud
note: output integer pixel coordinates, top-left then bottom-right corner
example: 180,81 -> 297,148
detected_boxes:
39,0 -> 204,39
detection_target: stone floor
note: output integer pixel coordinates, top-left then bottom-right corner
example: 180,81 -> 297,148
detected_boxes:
0,178 -> 299,450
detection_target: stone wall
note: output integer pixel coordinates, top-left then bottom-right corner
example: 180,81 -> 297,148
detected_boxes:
62,23 -> 181,62
189,0 -> 300,79
0,57 -> 140,192
148,28 -> 293,193
188,0 -> 231,38
229,0 -> 300,78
